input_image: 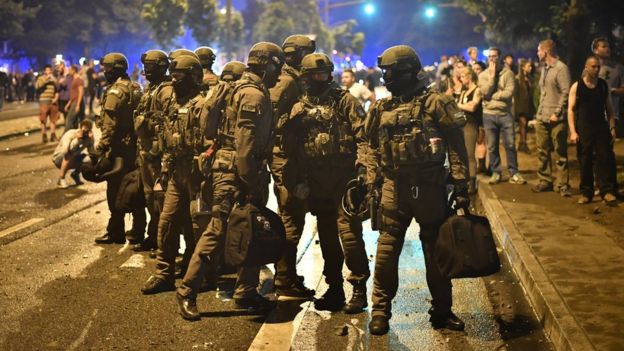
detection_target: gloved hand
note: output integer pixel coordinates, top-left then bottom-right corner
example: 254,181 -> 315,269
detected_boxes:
451,183 -> 470,211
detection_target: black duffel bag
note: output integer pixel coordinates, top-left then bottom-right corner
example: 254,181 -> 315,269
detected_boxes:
115,169 -> 146,213
435,209 -> 501,279
224,201 -> 286,267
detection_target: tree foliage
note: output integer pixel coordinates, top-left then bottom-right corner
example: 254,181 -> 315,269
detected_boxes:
216,8 -> 246,57
141,0 -> 187,48
185,0 -> 219,46
252,1 -> 296,46
0,1 -> 39,42
332,20 -> 365,56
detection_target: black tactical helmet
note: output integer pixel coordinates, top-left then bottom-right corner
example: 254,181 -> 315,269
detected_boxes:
194,46 -> 216,68
282,35 -> 316,55
377,45 -> 422,73
300,53 -> 334,75
247,42 -> 285,67
220,61 -> 247,82
141,49 -> 169,66
169,55 -> 203,84
168,49 -> 200,61
101,52 -> 128,70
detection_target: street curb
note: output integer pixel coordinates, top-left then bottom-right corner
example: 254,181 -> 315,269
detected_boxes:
0,121 -> 64,142
477,182 -> 595,351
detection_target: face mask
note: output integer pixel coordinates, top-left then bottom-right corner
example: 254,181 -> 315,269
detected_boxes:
104,70 -> 119,84
172,75 -> 195,97
384,70 -> 414,96
262,63 -> 281,89
303,78 -> 331,96
144,66 -> 166,83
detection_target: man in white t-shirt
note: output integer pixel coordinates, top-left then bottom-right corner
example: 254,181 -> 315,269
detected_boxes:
341,69 -> 375,109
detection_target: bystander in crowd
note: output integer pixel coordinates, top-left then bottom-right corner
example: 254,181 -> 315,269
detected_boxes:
478,47 -> 526,185
592,37 -> 624,138
514,59 -> 536,153
568,55 -> 618,205
64,64 -> 85,132
533,39 -> 571,196
457,67 -> 483,193
53,119 -> 95,189
341,68 -> 375,109
35,64 -> 60,143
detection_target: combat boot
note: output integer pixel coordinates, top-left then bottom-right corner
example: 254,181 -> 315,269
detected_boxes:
314,285 -> 345,312
94,233 -> 125,244
369,315 -> 390,335
176,293 -> 200,321
141,275 -> 175,295
275,280 -> 315,300
429,307 -> 465,331
343,283 -> 367,314
234,294 -> 276,315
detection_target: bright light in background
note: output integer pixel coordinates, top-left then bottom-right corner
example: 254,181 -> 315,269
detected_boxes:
424,6 -> 436,19
482,49 -> 490,57
220,7 -> 226,15
364,3 -> 375,15
79,57 -> 86,65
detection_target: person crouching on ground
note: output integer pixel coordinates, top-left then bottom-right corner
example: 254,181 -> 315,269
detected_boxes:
53,119 -> 95,188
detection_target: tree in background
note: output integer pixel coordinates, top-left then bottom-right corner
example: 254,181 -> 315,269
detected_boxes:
252,1 -> 295,45
332,20 -> 365,56
216,8 -> 246,58
456,0 -> 624,78
0,1 -> 39,46
242,0 -> 265,45
141,0 -> 187,48
185,0 -> 219,46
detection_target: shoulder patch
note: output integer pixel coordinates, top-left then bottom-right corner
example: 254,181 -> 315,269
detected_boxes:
241,104 -> 257,113
108,88 -> 121,96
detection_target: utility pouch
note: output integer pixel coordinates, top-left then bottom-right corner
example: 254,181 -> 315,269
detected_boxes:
213,149 -> 237,172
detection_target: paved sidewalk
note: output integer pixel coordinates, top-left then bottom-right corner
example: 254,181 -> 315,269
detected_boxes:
478,133 -> 624,351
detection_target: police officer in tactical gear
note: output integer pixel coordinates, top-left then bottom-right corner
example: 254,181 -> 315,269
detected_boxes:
141,55 -> 207,294
281,53 -> 370,313
176,42 -> 284,320
220,61 -> 247,83
270,34 -> 318,299
132,49 -> 171,252
194,46 -> 219,88
94,52 -> 146,245
362,45 -> 470,335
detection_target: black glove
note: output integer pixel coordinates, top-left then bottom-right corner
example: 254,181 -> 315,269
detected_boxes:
451,184 -> 470,211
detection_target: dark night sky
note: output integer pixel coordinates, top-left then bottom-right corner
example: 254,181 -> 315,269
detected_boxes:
230,0 -> 488,66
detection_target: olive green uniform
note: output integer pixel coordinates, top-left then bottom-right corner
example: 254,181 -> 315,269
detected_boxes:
134,80 -> 173,245
178,71 -> 273,299
96,77 -> 145,243
155,90 -> 209,283
269,64 -> 308,287
362,85 -> 469,319
282,88 -> 370,287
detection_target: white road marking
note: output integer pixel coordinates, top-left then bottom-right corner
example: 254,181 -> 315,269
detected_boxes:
67,308 -> 99,351
0,217 -> 44,238
120,254 -> 146,268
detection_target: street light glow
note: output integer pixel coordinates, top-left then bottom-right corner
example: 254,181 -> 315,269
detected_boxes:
364,3 -> 375,15
424,7 -> 436,19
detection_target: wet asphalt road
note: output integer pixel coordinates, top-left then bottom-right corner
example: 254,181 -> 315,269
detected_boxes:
0,133 -> 553,350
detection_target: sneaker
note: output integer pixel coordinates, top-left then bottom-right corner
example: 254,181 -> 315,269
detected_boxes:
70,170 -> 83,185
559,186 -> 572,197
508,173 -> 526,185
50,133 -> 58,142
42,134 -> 48,143
56,178 -> 69,189
531,182 -> 553,193
604,193 -> 617,206
577,196 -> 591,204
518,143 -> 530,153
487,172 -> 501,185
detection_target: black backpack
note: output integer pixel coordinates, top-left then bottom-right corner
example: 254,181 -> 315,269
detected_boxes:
435,209 -> 501,279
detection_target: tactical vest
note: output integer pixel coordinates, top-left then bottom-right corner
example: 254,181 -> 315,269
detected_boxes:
134,82 -> 169,152
378,92 -> 447,170
162,92 -> 207,166
298,90 -> 355,158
